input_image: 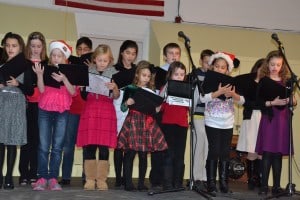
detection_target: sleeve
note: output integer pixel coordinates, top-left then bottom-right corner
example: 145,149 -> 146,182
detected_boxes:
120,86 -> 130,112
18,67 -> 34,96
200,92 -> 213,103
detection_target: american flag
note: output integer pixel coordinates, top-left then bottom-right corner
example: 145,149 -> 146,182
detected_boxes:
54,0 -> 164,17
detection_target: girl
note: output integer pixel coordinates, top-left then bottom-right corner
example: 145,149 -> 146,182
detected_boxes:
32,40 -> 75,191
76,44 -> 119,191
19,31 -> 48,186
117,60 -> 167,191
112,40 -> 138,188
200,52 -> 244,194
236,58 -> 265,190
160,61 -> 189,191
255,50 -> 296,195
0,32 -> 34,190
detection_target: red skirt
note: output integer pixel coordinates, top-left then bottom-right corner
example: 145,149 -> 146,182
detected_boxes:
117,110 -> 168,152
77,94 -> 117,148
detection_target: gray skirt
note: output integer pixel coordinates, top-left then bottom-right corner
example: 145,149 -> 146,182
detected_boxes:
0,86 -> 27,145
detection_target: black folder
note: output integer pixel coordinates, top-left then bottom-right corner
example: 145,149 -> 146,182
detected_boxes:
43,64 -> 89,88
234,72 -> 257,96
167,80 -> 192,99
0,53 -> 31,83
58,64 -> 89,86
130,87 -> 164,115
68,52 -> 93,65
201,70 -> 234,100
257,77 -> 291,101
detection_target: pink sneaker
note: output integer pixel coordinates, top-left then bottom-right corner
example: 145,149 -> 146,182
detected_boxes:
48,178 -> 62,191
33,178 -> 48,191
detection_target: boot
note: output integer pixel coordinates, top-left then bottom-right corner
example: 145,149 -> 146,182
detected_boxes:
162,165 -> 173,191
173,163 -> 185,189
271,153 -> 283,195
113,149 -> 123,187
83,160 -> 96,190
258,152 -> 272,195
123,150 -> 136,191
218,160 -> 229,193
96,160 -> 109,190
247,160 -> 256,190
254,159 -> 262,188
206,160 -> 218,194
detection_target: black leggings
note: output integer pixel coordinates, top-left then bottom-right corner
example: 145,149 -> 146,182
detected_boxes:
0,144 -> 17,182
84,145 -> 109,160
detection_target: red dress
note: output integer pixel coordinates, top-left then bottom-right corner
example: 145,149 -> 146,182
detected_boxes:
76,93 -> 117,148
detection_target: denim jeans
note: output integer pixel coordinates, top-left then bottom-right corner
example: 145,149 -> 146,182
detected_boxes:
37,108 -> 68,179
61,113 -> 80,180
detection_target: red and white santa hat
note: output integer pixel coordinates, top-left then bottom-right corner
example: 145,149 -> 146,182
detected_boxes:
49,40 -> 72,59
208,51 -> 236,72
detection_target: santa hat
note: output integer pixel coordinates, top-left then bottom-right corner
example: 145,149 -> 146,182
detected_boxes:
49,40 -> 72,59
208,51 -> 238,72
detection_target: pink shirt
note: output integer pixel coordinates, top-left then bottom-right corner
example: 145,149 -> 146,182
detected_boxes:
38,86 -> 73,113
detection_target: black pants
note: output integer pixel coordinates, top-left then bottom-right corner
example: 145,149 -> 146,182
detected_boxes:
84,145 -> 109,160
205,126 -> 233,161
19,102 -> 39,180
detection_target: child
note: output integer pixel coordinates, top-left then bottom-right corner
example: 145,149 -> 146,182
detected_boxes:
117,60 -> 168,191
236,58 -> 265,190
112,40 -> 138,187
255,50 -> 296,195
60,36 -> 93,186
19,31 -> 48,186
0,32 -> 34,190
32,40 -> 75,191
191,49 -> 214,188
76,44 -> 119,191
160,61 -> 189,190
200,52 -> 244,194
150,42 -> 181,189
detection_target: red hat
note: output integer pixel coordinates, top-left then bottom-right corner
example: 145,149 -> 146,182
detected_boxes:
208,51 -> 235,72
49,40 -> 72,59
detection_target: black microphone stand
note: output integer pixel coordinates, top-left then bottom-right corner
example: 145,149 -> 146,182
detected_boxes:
181,37 -> 214,200
263,36 -> 300,200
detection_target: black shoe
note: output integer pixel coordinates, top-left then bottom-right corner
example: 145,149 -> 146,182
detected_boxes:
3,182 -> 14,190
125,184 -> 137,191
59,179 -> 71,186
138,184 -> 148,191
271,187 -> 284,195
258,186 -> 269,195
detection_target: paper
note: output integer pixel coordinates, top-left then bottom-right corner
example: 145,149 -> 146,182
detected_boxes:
86,73 -> 111,96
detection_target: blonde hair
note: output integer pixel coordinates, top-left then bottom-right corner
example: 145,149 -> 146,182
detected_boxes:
92,44 -> 114,66
133,60 -> 155,90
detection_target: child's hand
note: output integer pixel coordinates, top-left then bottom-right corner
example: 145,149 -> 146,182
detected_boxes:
84,59 -> 94,68
6,76 -> 19,86
32,63 -> 44,75
271,96 -> 289,106
105,82 -> 117,90
224,85 -> 235,98
51,71 -> 67,82
218,83 -> 232,95
126,98 -> 135,106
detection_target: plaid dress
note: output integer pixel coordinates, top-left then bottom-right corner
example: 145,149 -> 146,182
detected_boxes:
117,110 -> 167,152
117,85 -> 167,152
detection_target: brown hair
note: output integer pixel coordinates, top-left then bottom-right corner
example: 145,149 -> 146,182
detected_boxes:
166,61 -> 187,81
133,60 -> 155,90
25,31 -> 48,61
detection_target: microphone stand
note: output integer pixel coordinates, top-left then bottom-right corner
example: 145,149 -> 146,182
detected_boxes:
263,38 -> 300,200
181,38 -> 214,200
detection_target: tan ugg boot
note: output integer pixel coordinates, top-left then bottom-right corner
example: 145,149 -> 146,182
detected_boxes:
96,160 -> 109,190
84,160 -> 97,190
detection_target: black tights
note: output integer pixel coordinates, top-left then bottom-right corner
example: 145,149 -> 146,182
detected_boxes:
0,144 -> 17,183
261,151 -> 282,188
84,145 -> 109,160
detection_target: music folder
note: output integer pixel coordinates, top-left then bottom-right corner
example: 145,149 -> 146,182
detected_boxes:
0,53 -> 30,83
68,52 -> 93,65
167,80 -> 192,107
131,87 -> 164,115
234,72 -> 257,96
201,70 -> 234,100
258,76 -> 291,101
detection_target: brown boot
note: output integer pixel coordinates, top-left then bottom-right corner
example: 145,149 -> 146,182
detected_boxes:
96,160 -> 109,190
84,160 -> 96,190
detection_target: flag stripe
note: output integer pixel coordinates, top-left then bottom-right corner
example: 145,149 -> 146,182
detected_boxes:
94,0 -> 164,7
55,0 -> 164,16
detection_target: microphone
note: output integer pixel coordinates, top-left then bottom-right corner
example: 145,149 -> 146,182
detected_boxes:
178,31 -> 190,43
271,33 -> 282,46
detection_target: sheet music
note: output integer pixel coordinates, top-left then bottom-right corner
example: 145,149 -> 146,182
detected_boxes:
166,95 -> 191,107
86,73 -> 111,96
